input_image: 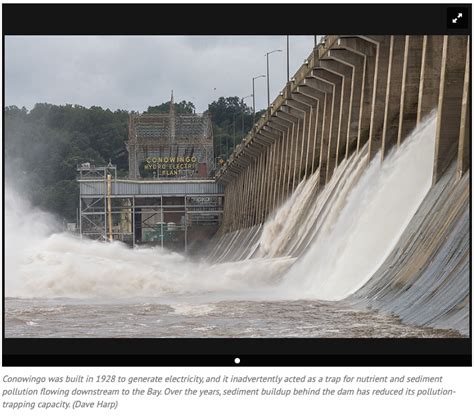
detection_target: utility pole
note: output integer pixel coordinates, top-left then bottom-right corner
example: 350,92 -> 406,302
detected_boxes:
252,74 -> 265,125
240,94 -> 253,138
232,114 -> 237,150
265,49 -> 282,108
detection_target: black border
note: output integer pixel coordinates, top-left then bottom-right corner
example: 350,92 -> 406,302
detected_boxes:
2,3 -> 472,35
2,3 -> 472,367
3,338 -> 471,366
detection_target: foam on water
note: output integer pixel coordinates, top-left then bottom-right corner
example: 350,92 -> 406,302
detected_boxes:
10,231 -> 293,299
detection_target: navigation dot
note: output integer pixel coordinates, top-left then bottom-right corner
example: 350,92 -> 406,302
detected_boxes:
234,357 -> 240,364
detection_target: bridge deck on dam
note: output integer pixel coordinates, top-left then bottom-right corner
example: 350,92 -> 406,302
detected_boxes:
215,35 -> 470,235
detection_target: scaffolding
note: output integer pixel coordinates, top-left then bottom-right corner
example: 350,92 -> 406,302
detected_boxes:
126,95 -> 214,179
77,162 -> 116,241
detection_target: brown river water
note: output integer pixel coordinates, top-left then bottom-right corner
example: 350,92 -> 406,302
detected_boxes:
5,298 -> 461,338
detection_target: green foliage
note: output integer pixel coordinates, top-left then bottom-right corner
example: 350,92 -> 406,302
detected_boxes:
146,100 -> 195,114
207,96 -> 265,161
5,103 -> 129,221
37,180 -> 79,222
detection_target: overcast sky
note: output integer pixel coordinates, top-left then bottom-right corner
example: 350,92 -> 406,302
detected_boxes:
6,36 -> 317,114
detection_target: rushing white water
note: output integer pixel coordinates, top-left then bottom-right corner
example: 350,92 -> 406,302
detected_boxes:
275,111 -> 437,300
8,229 -> 293,299
257,170 -> 318,258
258,146 -> 367,259
5,187 -> 60,296
5,112 -> 436,302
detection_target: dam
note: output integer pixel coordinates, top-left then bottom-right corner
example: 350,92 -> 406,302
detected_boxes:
215,35 -> 469,230
205,35 -> 471,335
5,34 -> 470,340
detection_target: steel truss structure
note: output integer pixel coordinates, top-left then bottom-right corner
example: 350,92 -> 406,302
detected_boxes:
78,163 -> 224,253
126,96 -> 214,179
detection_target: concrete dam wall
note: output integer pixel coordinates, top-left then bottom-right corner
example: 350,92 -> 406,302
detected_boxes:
207,35 -> 470,335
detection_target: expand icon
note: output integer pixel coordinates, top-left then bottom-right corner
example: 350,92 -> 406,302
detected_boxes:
447,7 -> 469,28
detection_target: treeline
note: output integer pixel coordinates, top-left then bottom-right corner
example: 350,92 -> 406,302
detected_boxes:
207,96 -> 265,161
5,104 -> 130,221
4,98 -> 265,222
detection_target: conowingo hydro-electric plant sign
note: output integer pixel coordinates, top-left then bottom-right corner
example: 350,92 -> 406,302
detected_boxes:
143,155 -> 199,176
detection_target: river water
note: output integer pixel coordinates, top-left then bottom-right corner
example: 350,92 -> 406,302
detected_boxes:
5,297 -> 461,338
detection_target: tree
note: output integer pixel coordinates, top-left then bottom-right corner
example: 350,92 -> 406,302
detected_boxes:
4,103 -> 129,221
146,100 -> 195,114
207,97 -> 256,159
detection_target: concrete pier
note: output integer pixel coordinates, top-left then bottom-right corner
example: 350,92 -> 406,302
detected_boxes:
398,36 -> 424,147
216,35 -> 470,233
433,35 -> 470,183
381,36 -> 405,160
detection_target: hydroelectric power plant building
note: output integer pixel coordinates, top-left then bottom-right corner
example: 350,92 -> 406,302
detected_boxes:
78,94 -> 224,252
